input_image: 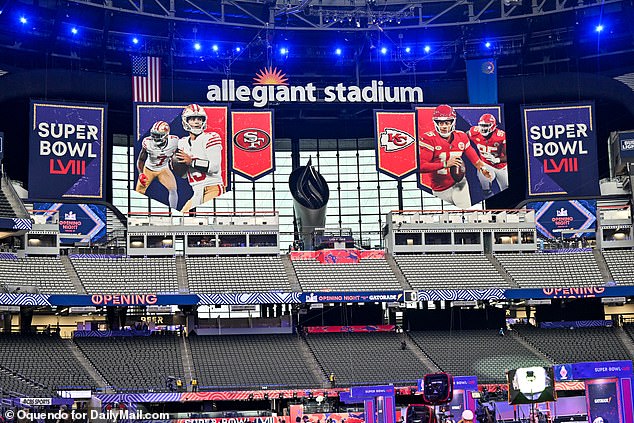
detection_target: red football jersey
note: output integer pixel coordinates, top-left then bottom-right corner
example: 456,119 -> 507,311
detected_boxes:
468,126 -> 507,170
419,130 -> 479,192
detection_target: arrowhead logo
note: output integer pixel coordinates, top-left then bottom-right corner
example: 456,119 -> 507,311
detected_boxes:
379,128 -> 415,152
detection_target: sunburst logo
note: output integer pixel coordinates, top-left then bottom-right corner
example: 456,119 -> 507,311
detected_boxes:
253,67 -> 288,85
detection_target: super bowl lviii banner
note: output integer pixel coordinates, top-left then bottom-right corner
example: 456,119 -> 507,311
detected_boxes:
34,203 -> 106,245
29,101 -> 106,200
417,105 -> 507,208
374,111 -> 417,179
231,110 -> 274,180
134,104 -> 230,212
528,200 -> 597,239
522,102 -> 599,196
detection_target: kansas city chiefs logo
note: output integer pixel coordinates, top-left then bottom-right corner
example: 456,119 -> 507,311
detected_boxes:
379,128 -> 415,152
234,129 -> 271,151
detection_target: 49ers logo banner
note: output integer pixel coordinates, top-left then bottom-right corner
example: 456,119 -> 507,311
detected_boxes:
374,111 -> 417,179
133,104 -> 230,212
29,101 -> 106,200
231,111 -> 275,180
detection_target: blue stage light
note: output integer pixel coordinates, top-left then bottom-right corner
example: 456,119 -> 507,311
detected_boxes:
71,27 -> 78,35
405,47 -> 411,53
19,16 -> 27,24
380,47 -> 387,55
335,48 -> 342,55
280,47 -> 288,55
424,45 -> 431,53
212,44 -> 218,52
595,24 -> 604,33
194,42 -> 201,51
485,41 -> 491,48
236,47 -> 241,52
132,37 -> 139,45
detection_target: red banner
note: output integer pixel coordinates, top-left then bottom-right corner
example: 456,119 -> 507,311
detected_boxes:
231,111 -> 274,180
306,325 -> 396,333
375,111 -> 417,179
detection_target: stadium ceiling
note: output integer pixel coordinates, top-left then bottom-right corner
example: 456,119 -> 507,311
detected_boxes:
66,0 -> 621,31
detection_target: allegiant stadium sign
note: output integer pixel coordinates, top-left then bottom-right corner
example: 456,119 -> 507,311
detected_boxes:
206,79 -> 424,108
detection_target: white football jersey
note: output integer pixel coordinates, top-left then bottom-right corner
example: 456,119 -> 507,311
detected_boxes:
142,135 -> 179,171
178,132 -> 223,187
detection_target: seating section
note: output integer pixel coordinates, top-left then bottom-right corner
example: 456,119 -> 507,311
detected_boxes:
71,257 -> 179,294
305,333 -> 428,386
495,252 -> 604,287
408,330 -> 549,383
395,254 -> 511,290
186,256 -> 291,293
74,335 -> 184,391
188,335 -> 319,389
293,260 -> 402,291
0,257 -> 75,293
603,250 -> 634,285
0,189 -> 16,217
0,334 -> 95,392
514,326 -> 632,364
624,324 -> 634,343
0,368 -> 48,397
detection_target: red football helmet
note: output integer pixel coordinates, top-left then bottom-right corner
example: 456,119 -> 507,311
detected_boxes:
432,104 -> 456,138
150,120 -> 170,148
478,113 -> 497,137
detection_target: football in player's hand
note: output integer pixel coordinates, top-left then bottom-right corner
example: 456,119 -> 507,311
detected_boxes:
171,150 -> 189,177
450,164 -> 466,183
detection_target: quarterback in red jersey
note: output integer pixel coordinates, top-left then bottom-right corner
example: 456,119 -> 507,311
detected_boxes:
419,105 -> 491,208
468,113 -> 508,195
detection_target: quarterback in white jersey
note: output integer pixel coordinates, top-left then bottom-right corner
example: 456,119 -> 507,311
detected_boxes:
136,121 -> 179,209
174,104 -> 225,213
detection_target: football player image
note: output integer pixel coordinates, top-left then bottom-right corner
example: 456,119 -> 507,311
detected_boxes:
468,113 -> 508,195
174,104 -> 225,213
419,105 -> 491,209
136,120 -> 179,209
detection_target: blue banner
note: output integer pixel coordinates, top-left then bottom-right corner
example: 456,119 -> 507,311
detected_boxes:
528,200 -> 596,239
302,291 -> 403,303
522,103 -> 599,196
34,203 -> 106,244
350,385 -> 395,398
466,59 -> 498,104
554,360 -> 633,381
618,130 -> 634,161
586,379 -> 622,423
29,101 -> 106,200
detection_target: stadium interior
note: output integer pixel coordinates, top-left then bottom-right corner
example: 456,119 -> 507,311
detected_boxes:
1,0 -> 634,422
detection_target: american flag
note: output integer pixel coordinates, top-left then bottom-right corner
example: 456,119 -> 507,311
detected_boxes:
132,55 -> 161,102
